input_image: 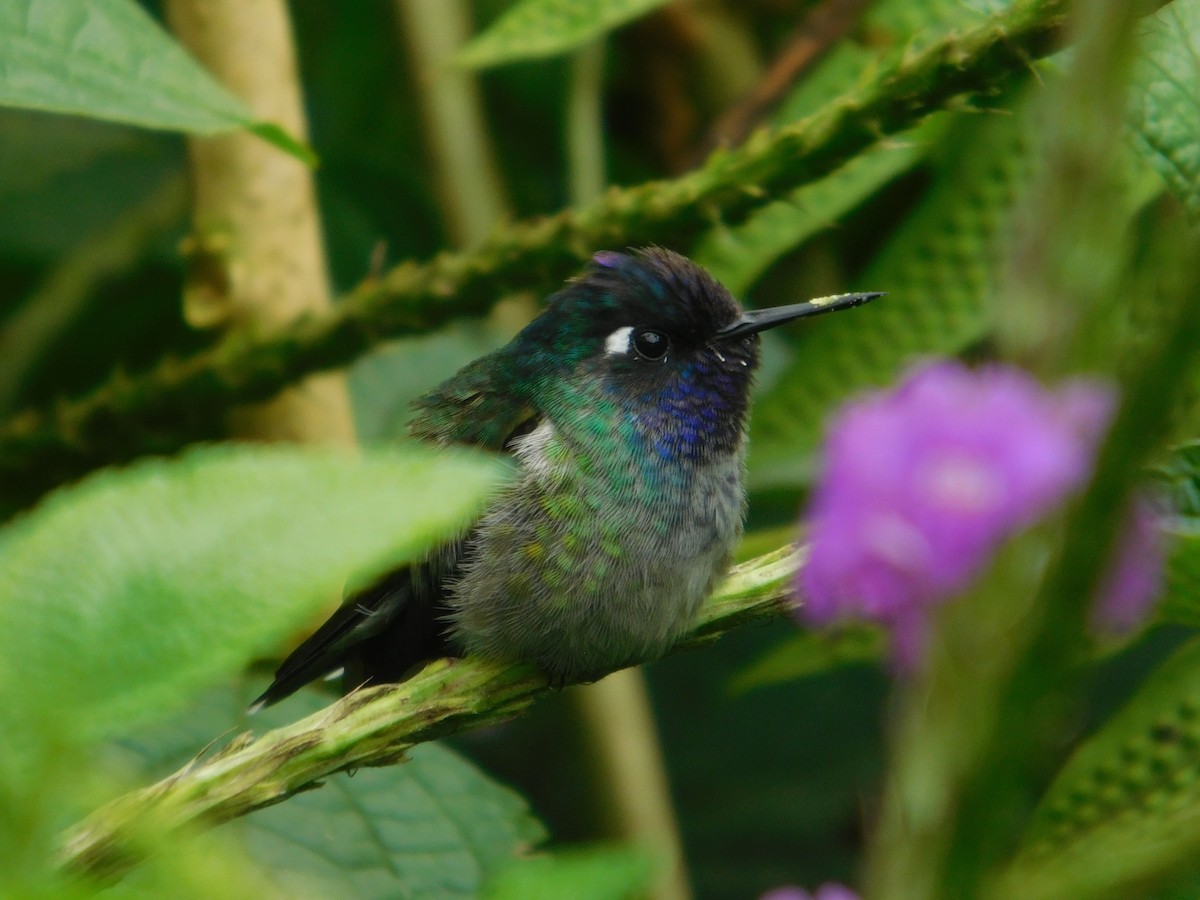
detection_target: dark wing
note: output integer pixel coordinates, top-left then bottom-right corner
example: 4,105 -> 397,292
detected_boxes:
251,351 -> 538,711
409,354 -> 536,450
250,543 -> 464,711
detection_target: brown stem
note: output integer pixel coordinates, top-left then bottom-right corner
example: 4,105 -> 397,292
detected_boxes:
166,0 -> 356,448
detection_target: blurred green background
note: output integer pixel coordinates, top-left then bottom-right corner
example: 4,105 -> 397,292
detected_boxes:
4,0 -> 1199,897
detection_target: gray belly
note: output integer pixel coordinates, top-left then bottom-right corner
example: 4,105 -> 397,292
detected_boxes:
446,452 -> 745,681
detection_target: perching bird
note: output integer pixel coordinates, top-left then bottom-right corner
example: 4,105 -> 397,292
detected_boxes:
252,248 -> 879,709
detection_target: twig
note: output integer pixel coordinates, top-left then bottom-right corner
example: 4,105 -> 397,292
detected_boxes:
693,0 -> 873,163
58,546 -> 803,883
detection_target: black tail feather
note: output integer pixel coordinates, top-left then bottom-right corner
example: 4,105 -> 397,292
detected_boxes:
250,550 -> 463,711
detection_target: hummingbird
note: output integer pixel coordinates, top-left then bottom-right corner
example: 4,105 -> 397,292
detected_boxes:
252,248 -> 879,709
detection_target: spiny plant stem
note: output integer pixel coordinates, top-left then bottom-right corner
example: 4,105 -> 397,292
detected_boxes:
59,546 -> 803,884
0,0 -> 1079,509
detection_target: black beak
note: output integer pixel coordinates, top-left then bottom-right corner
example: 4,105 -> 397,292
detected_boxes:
715,292 -> 883,341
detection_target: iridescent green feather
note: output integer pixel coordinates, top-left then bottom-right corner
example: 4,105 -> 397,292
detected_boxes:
408,355 -> 536,450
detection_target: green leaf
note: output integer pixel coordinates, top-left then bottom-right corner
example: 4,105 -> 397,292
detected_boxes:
243,743 -> 543,899
1154,442 -> 1200,519
997,636 -> 1200,899
116,686 -> 546,899
695,0 -> 1017,300
1151,441 -> 1200,627
0,444 -> 507,745
0,0 -> 313,163
1156,527 -> 1200,628
458,0 -> 670,68
483,844 -> 655,900
746,92 -> 1038,488
694,123 -> 935,298
1128,0 -> 1200,219
728,627 -> 886,695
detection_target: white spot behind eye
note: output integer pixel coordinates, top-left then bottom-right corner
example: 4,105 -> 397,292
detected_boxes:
605,325 -> 634,356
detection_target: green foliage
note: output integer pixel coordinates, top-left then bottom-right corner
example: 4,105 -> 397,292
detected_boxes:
3,0 -> 1200,897
117,686 -> 546,899
0,0 -> 312,162
1155,527 -> 1200,628
0,444 -> 505,746
239,743 -> 541,899
998,637 -> 1200,899
694,123 -> 934,298
483,844 -> 655,900
729,626 -> 886,695
1155,442 -> 1200,519
458,0 -> 672,68
735,0 -> 1199,493
1153,441 -> 1200,627
748,93 -> 1037,486
349,323 -> 507,442
699,0 -> 1016,304
0,444 -> 506,893
1129,0 -> 1200,220
0,0 -> 1085,505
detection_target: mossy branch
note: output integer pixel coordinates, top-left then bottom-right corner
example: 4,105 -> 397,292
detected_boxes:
0,0 -> 1078,507
58,546 -> 803,884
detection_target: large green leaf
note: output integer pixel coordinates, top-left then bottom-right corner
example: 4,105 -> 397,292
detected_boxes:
0,444 -> 507,744
115,686 -> 546,899
1128,0 -> 1200,218
483,844 -> 654,900
996,637 -> 1200,899
241,746 -> 541,899
458,0 -> 670,68
0,0 -> 312,162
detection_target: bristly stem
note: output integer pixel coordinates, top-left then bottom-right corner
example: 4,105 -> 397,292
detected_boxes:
58,546 -> 802,884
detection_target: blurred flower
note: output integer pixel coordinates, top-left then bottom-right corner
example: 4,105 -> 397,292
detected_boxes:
1092,493 -> 1166,633
760,883 -> 860,900
798,360 -> 1163,666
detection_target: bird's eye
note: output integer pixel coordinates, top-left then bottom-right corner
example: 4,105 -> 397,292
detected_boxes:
633,329 -> 669,360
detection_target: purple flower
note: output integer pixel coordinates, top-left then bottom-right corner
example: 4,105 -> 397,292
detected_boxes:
1092,493 -> 1166,633
798,360 -> 1161,666
760,884 -> 860,900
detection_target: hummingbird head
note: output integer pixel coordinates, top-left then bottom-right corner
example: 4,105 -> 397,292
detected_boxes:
516,248 -> 880,462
